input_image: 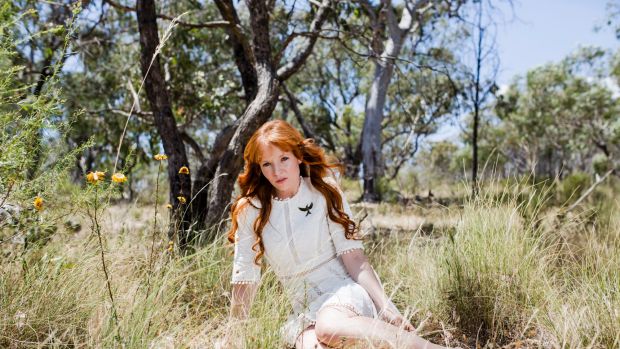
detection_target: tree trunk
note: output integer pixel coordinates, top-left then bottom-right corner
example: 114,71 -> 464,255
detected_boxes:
192,0 -> 259,229
471,0 -> 484,197
202,0 -> 281,238
136,0 -> 193,247
361,1 -> 415,202
362,61 -> 394,202
196,0 -> 333,240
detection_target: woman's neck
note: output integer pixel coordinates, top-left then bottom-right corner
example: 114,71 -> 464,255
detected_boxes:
274,176 -> 302,200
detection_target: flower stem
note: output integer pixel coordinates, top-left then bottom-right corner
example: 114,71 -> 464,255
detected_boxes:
93,185 -> 122,342
144,161 -> 162,334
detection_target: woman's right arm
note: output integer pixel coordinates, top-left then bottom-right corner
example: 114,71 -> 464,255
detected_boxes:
229,201 -> 262,319
230,283 -> 259,319
216,283 -> 258,349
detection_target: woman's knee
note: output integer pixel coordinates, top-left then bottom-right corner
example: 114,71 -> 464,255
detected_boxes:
296,326 -> 322,349
314,305 -> 355,346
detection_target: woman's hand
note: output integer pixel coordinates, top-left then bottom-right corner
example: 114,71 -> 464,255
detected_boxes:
378,307 -> 415,332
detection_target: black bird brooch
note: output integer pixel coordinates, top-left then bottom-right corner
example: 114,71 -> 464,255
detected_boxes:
299,202 -> 313,216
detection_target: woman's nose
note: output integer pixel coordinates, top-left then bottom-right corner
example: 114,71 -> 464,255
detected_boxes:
272,163 -> 282,176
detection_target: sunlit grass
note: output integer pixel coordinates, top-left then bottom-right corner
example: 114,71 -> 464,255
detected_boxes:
1,180 -> 619,348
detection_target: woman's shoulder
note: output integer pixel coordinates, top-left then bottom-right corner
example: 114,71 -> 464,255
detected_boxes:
236,197 -> 261,221
321,173 -> 343,193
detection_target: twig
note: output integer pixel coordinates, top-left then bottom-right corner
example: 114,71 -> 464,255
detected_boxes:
566,169 -> 614,213
0,180 -> 15,209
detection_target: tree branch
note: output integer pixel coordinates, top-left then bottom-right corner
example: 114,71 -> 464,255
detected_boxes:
277,0 -> 334,81
179,131 -> 206,163
104,0 -> 230,29
282,83 -> 317,140
214,0 -> 257,102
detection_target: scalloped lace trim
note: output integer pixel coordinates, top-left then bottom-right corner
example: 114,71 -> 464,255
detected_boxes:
319,302 -> 363,317
231,280 -> 258,285
336,247 -> 363,256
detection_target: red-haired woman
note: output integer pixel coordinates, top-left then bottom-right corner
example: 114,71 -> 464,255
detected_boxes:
225,120 -> 455,349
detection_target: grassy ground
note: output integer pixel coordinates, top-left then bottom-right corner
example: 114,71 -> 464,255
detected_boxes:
1,180 -> 619,348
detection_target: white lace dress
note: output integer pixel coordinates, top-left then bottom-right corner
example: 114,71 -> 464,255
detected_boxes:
231,176 -> 379,347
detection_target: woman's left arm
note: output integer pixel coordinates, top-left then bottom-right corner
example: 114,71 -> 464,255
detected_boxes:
341,249 -> 414,331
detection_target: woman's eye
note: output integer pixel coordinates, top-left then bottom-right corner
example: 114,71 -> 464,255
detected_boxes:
262,163 -> 270,167
282,157 -> 289,161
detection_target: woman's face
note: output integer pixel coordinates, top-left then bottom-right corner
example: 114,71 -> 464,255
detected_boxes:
258,142 -> 302,197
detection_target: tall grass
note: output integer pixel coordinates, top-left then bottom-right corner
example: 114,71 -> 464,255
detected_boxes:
369,180 -> 620,348
1,180 -> 619,348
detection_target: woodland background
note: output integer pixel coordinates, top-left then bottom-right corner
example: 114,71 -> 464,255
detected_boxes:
1,0 -> 620,348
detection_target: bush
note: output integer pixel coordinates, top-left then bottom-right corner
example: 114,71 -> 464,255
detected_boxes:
0,3 -> 88,249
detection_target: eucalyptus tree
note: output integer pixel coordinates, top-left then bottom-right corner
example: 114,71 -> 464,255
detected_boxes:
352,0 -> 465,202
494,47 -> 620,178
109,0 -> 338,244
279,1 -> 464,196
381,57 -> 460,181
41,0 -> 337,245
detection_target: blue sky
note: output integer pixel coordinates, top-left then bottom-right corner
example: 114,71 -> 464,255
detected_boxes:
496,0 -> 617,84
428,0 -> 618,142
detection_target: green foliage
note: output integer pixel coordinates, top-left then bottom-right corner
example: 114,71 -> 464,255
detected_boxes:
0,3 -> 88,248
491,47 -> 620,178
417,141 -> 461,189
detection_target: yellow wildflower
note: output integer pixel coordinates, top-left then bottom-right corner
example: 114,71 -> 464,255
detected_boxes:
177,196 -> 187,204
154,154 -> 168,161
166,204 -> 173,209
178,166 -> 189,175
86,171 -> 106,184
111,173 -> 127,183
33,196 -> 43,211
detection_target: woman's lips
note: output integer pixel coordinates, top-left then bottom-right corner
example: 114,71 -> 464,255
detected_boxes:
276,177 -> 287,184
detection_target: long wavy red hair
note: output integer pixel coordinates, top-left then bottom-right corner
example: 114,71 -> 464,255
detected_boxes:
227,120 -> 360,265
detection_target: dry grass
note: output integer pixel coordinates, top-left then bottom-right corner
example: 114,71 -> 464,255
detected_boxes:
1,181 -> 619,348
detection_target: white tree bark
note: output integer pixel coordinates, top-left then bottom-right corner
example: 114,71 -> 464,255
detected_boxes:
361,0 -> 428,201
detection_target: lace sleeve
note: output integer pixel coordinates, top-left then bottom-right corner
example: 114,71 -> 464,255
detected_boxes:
324,176 -> 364,256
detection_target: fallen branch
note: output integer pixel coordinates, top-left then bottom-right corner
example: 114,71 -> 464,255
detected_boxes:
566,168 -> 615,213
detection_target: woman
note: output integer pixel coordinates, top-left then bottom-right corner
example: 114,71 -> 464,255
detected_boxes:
225,120 -> 455,349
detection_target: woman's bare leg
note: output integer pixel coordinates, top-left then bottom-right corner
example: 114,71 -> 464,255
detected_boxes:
314,306 -> 455,349
296,325 -> 330,349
